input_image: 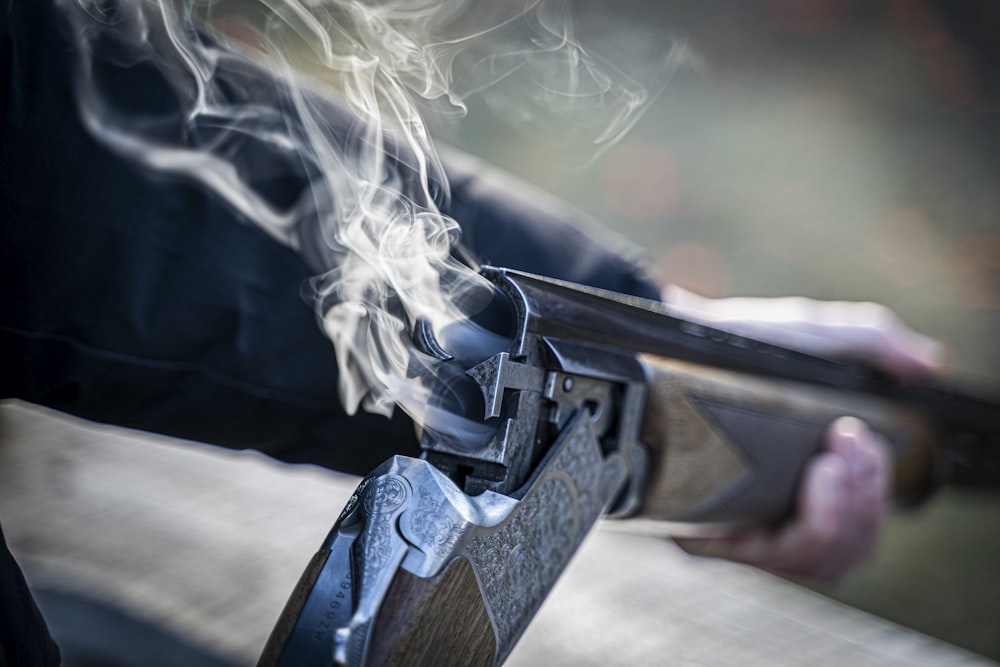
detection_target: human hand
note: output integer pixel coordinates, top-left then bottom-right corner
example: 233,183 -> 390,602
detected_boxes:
675,416 -> 889,582
661,288 -> 942,582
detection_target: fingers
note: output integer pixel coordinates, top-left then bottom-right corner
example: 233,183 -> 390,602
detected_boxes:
798,302 -> 943,381
674,417 -> 891,583
676,453 -> 851,581
796,417 -> 890,582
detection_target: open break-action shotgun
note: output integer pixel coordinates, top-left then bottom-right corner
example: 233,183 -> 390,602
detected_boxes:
258,266 -> 1000,667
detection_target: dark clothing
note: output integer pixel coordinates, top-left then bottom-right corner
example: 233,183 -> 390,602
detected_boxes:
0,527 -> 62,667
0,0 -> 657,474
0,0 -> 657,664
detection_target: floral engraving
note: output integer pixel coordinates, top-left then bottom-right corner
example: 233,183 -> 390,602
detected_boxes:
465,417 -> 628,661
356,474 -> 408,587
408,485 -> 459,557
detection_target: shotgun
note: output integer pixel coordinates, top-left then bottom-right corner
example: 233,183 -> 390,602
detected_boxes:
258,266 -> 1000,667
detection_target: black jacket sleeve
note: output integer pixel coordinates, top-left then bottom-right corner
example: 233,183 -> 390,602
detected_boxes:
0,0 -> 659,475
0,3 -> 657,662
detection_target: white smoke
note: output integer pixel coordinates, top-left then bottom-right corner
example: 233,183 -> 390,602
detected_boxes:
59,0 -> 686,447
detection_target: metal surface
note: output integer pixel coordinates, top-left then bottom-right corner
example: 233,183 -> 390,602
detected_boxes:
420,269 -> 655,506
277,407 -> 629,666
429,265 -> 998,513
471,267 -> 1000,484
482,267 -> 1000,437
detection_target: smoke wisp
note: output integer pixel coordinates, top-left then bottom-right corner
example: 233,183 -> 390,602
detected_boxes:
59,0 -> 686,448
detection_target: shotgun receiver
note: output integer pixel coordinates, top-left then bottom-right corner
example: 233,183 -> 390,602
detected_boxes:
258,267 -> 1000,667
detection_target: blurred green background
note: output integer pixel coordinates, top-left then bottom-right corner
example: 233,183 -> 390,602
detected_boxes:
429,0 -> 1000,661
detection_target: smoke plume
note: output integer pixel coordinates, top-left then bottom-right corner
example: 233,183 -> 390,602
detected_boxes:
59,0 -> 685,447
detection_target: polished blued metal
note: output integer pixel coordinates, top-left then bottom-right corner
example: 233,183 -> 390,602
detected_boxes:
275,408 -> 627,666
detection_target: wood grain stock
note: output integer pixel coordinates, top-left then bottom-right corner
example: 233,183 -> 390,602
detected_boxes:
367,556 -> 496,667
636,356 -> 937,526
257,549 -> 332,667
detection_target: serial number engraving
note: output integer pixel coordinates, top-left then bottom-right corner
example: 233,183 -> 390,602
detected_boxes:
312,575 -> 353,642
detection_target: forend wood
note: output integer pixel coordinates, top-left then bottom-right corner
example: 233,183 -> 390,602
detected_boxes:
636,355 -> 937,526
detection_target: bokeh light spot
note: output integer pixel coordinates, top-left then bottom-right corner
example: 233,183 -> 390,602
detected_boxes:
952,233 -> 1000,310
767,0 -> 849,35
926,46 -> 982,107
601,141 -> 680,224
872,209 -> 942,287
887,0 -> 950,52
654,242 -> 731,298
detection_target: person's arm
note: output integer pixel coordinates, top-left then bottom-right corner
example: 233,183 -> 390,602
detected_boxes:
0,0 -> 661,478
0,0 -> 414,475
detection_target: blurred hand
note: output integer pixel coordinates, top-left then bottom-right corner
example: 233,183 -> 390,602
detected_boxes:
676,417 -> 889,582
662,286 -> 943,380
661,287 -> 943,583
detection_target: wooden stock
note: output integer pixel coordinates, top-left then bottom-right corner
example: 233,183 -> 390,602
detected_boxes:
257,549 -> 332,667
636,356 -> 937,525
367,556 -> 496,667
